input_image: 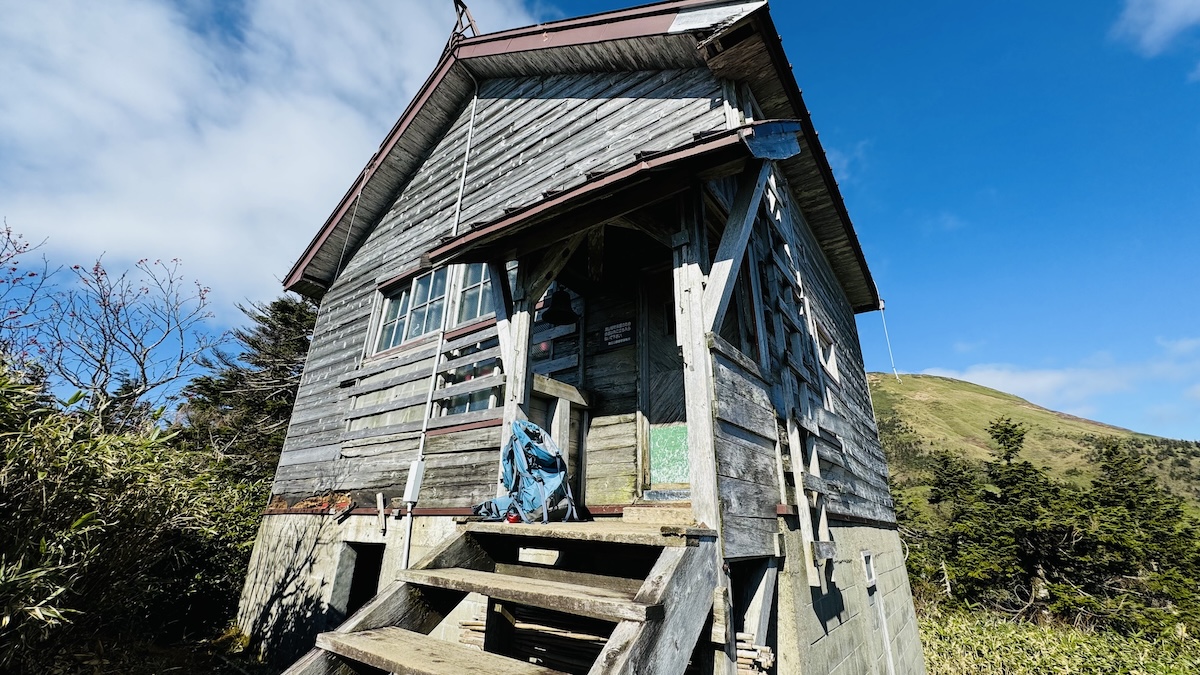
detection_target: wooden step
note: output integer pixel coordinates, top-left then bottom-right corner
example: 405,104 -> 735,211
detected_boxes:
316,626 -> 564,675
621,504 -> 695,526
461,520 -> 715,547
395,567 -> 664,622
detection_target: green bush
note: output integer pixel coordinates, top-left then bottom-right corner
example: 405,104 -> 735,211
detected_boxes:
0,370 -> 269,672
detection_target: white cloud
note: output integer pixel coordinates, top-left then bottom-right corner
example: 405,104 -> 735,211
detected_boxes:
1157,336 -> 1200,355
925,337 -> 1200,436
0,0 -> 536,322
918,210 -> 968,235
952,340 -> 985,354
922,363 -> 1136,409
825,140 -> 870,183
1113,0 -> 1200,55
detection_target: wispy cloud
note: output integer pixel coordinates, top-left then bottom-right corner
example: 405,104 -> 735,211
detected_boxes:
826,140 -> 870,183
923,363 -> 1137,410
952,340 -> 986,354
1157,336 -> 1200,355
0,0 -> 535,320
925,337 -> 1200,436
919,211 -> 968,235
1113,0 -> 1200,55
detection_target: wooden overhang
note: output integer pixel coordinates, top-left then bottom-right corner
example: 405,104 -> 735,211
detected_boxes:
283,0 -> 881,314
427,120 -> 802,265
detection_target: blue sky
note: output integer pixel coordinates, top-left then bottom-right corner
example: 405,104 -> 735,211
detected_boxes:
2,0 -> 1199,438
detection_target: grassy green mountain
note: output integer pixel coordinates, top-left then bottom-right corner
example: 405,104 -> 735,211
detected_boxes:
867,373 -> 1200,509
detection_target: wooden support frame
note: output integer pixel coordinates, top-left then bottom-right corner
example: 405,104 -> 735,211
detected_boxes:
672,190 -> 737,675
742,558 -> 778,648
589,538 -> 720,675
702,159 -> 771,333
500,232 -> 587,433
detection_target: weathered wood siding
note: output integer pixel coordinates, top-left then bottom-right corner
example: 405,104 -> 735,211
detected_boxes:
710,340 -> 781,559
274,69 -> 726,505
764,164 -> 894,524
704,160 -> 893,532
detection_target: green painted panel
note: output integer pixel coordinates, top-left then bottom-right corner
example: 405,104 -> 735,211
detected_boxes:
649,423 -> 690,485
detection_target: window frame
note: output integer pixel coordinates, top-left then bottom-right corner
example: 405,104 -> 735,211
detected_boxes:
372,266 -> 448,354
451,262 -> 495,328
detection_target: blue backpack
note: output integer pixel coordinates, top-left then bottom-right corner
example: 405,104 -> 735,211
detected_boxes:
473,420 -> 578,523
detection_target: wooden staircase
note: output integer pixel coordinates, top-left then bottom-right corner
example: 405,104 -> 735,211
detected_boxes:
283,520 -> 719,675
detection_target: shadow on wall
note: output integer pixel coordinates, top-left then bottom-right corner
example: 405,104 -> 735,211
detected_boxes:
239,513 -> 343,668
811,560 -> 848,635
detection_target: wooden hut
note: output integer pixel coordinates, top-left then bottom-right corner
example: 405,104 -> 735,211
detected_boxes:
238,2 -> 926,673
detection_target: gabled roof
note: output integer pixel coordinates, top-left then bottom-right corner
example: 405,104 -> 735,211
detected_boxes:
284,0 -> 880,314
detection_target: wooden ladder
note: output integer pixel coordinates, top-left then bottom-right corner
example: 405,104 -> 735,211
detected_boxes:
282,520 -> 719,675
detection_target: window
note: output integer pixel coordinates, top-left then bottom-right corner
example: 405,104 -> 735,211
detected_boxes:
816,323 -> 839,381
375,268 -> 447,352
455,262 -> 493,325
862,550 -> 877,587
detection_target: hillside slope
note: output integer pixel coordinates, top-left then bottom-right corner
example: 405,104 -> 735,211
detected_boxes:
867,373 -> 1200,505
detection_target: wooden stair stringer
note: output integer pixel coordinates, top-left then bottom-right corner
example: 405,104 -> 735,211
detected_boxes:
281,530 -> 493,675
588,536 -> 719,675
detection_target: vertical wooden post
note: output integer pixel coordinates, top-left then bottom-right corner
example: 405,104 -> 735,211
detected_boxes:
672,189 -> 736,675
672,194 -> 719,533
487,260 -> 514,375
501,256 -> 535,430
501,234 -> 588,436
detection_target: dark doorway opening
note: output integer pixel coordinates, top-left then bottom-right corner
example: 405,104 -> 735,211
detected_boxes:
345,542 -> 385,617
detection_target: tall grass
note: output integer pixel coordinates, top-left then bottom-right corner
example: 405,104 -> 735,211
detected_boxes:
920,609 -> 1200,675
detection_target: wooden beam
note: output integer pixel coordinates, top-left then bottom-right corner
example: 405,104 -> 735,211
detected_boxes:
488,260 -> 515,377
533,374 -> 590,407
589,539 -> 719,675
702,160 -> 770,333
741,558 -> 778,648
672,191 -> 737,675
789,419 -> 820,588
501,233 -> 586,435
672,198 -> 719,534
394,567 -> 662,622
317,626 -> 563,675
745,244 -> 772,375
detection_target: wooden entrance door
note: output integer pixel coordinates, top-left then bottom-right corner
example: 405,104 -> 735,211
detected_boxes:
641,270 -> 689,494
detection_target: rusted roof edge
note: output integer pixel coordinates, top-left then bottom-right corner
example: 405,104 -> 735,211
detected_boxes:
427,121 -> 799,264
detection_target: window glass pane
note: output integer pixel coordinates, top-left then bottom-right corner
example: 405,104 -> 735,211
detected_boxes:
412,273 -> 431,305
479,280 -> 493,316
406,306 -> 428,340
376,323 -> 397,352
458,286 -> 480,324
455,263 -> 493,326
425,298 -> 444,334
382,296 -> 401,322
430,268 -> 447,300
465,262 -> 483,286
468,389 -> 491,412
